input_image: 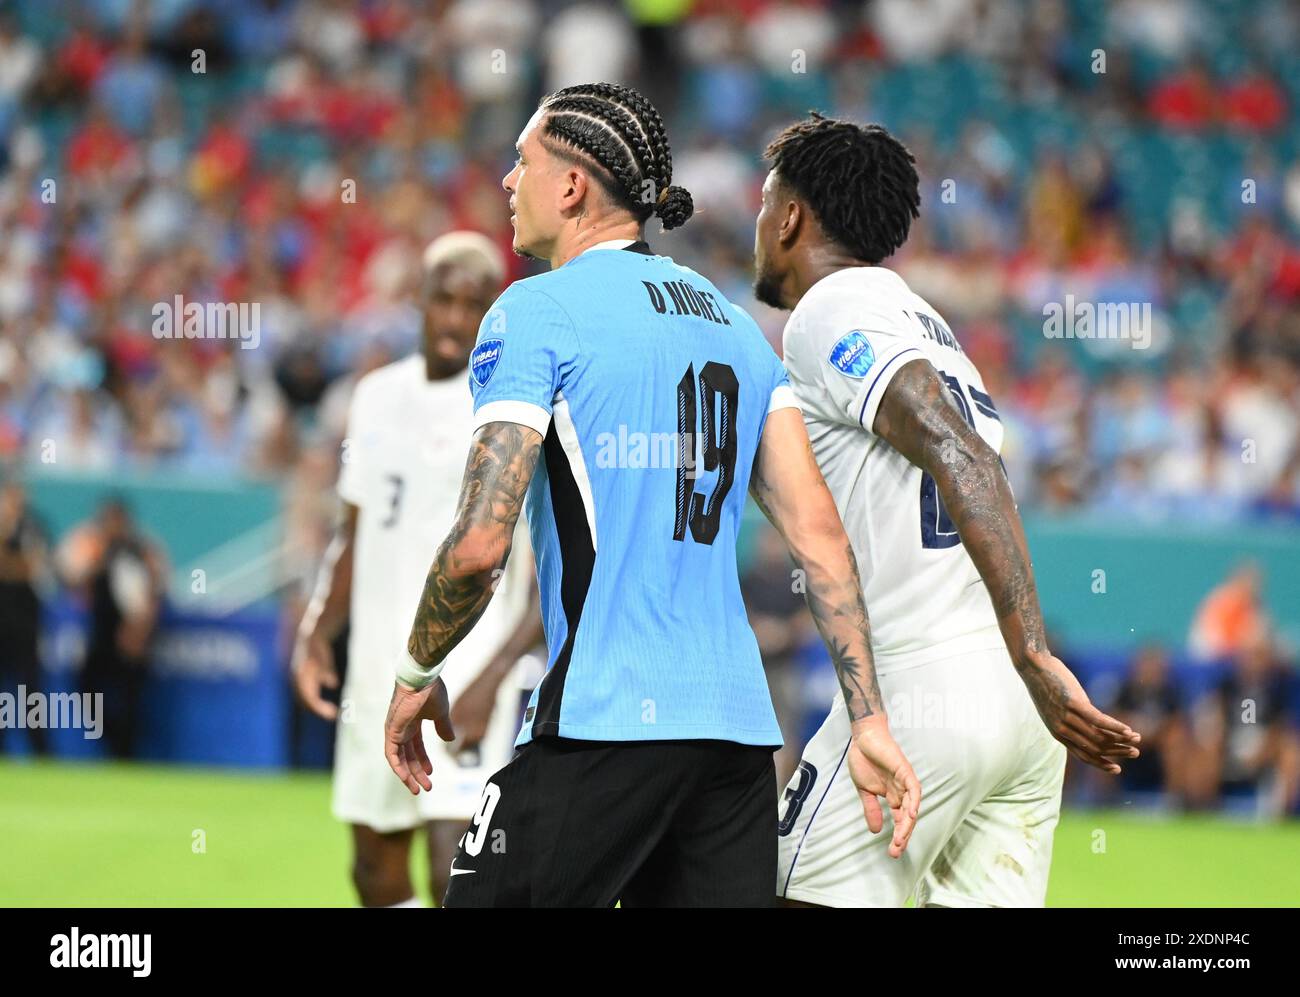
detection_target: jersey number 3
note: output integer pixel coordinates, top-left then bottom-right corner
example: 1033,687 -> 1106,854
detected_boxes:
673,361 -> 738,546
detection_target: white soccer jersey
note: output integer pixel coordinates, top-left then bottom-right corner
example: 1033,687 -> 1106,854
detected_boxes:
782,265 -> 1007,671
333,353 -> 532,829
778,265 -> 1065,908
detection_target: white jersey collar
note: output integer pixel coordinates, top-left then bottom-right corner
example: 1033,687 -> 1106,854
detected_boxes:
582,238 -> 638,254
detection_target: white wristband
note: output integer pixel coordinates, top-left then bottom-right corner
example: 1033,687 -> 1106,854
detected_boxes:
395,648 -> 445,690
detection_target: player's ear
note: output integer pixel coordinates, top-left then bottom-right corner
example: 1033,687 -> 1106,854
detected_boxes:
778,198 -> 803,249
558,167 -> 588,215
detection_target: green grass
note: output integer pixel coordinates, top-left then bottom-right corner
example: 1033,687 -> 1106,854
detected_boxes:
1047,807 -> 1299,906
1,760 -> 1297,906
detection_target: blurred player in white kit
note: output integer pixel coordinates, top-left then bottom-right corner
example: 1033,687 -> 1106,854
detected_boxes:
293,232 -> 541,907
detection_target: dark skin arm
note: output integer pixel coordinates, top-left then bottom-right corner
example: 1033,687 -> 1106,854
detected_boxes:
292,502 -> 358,720
750,407 -> 920,856
872,359 -> 1142,774
385,422 -> 542,794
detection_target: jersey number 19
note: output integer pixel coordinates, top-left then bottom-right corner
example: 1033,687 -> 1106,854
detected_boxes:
673,362 -> 738,547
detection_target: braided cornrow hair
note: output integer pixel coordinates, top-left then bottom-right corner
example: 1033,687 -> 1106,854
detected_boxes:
764,112 -> 920,263
538,82 -> 694,231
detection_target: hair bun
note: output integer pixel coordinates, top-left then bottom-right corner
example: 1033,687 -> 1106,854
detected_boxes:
654,184 -> 694,231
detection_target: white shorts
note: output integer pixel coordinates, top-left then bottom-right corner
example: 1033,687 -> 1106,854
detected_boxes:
331,678 -> 523,832
777,647 -> 1066,908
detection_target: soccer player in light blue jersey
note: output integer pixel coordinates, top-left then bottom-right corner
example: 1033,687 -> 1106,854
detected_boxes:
382,84 -> 919,907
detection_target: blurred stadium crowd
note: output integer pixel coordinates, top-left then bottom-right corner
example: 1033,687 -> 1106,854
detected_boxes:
0,0 -> 1298,517
0,0 -> 1298,813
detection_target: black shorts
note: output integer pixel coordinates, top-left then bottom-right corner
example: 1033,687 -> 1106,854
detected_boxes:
442,736 -> 776,908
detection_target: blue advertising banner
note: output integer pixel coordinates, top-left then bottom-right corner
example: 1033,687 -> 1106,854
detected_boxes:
27,596 -> 290,767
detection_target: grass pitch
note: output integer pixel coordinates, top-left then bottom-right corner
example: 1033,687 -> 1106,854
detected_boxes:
1,760 -> 1296,906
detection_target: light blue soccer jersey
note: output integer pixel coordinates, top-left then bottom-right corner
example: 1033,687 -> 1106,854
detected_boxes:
468,242 -> 792,747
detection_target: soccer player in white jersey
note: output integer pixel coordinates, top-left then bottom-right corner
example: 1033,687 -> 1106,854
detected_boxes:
753,115 -> 1142,907
293,232 -> 541,907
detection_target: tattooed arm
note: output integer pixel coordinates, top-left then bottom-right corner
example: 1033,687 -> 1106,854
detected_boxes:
750,411 -> 881,722
385,421 -> 542,795
751,406 -> 919,855
450,578 -> 546,752
405,422 -> 542,671
872,359 -> 1140,774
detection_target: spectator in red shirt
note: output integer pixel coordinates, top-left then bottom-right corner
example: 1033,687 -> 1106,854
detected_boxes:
1221,66 -> 1287,132
1148,58 -> 1216,129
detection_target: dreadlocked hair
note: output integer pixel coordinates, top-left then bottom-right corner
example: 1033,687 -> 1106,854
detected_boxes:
538,82 -> 694,231
764,113 -> 920,263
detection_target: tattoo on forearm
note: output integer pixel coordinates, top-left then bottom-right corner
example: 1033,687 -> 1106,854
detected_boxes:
1019,661 -> 1070,721
874,363 -> 1047,662
407,423 -> 541,668
750,441 -> 883,723
802,541 -> 883,722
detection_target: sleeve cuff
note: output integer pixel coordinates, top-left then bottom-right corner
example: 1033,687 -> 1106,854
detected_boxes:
768,384 -> 801,414
854,348 -> 926,433
472,400 -> 552,437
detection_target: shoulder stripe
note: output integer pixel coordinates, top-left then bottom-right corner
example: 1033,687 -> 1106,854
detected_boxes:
530,407 -> 597,738
857,347 -> 925,427
551,394 -> 597,553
